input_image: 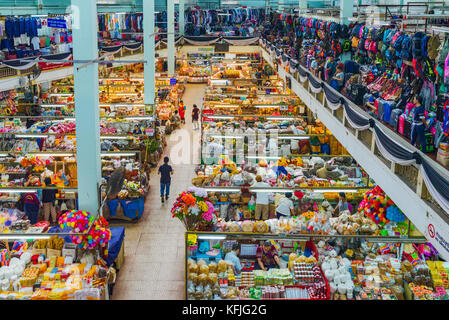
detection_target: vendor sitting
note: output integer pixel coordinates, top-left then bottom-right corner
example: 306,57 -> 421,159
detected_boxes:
224,243 -> 242,275
332,192 -> 352,216
256,240 -> 281,271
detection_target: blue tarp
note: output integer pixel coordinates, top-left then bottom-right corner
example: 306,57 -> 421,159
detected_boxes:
119,198 -> 144,219
105,226 -> 125,267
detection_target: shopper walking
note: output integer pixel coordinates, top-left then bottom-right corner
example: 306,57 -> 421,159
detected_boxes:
178,100 -> 186,125
252,175 -> 271,220
410,95 -> 427,152
158,156 -> 173,203
42,177 -> 58,224
192,104 -> 200,130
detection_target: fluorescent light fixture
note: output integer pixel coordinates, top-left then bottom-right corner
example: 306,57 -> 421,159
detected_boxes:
210,80 -> 230,85
64,118 -> 76,121
100,152 -> 136,157
197,235 -> 227,240
41,104 -> 69,108
278,136 -> 310,140
310,189 -> 359,193
0,234 -> 52,240
0,154 -> 8,157
250,188 -> 293,193
107,93 -> 140,96
48,93 -> 73,97
246,155 -> 281,160
15,134 -> 48,138
269,117 -> 295,121
210,135 -> 244,139
0,189 -> 37,193
255,105 -> 279,108
124,116 -> 153,121
33,153 -> 73,157
203,188 -> 240,192
100,78 -> 143,81
207,116 -> 234,120
100,104 -> 145,108
214,105 -> 239,108
100,136 -> 131,140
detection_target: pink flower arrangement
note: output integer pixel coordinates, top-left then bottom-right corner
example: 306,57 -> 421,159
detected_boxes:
171,191 -> 217,230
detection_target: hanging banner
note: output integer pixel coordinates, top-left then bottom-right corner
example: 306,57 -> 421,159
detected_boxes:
47,18 -> 68,29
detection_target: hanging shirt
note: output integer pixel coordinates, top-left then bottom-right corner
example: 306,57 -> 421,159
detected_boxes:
31,36 -> 40,50
252,181 -> 270,205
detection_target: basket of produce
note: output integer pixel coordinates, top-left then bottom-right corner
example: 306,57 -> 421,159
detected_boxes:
192,176 -> 206,187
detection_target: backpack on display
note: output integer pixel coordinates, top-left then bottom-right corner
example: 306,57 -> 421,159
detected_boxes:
427,35 -> 441,61
423,58 -> 436,82
412,32 -> 425,59
425,133 -> 435,153
343,39 -> 351,52
422,35 -> 430,57
401,35 -> 412,60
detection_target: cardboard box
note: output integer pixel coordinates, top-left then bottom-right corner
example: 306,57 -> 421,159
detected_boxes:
46,248 -> 61,258
62,243 -> 77,259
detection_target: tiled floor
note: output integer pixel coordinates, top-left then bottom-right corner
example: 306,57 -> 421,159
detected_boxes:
111,84 -> 206,300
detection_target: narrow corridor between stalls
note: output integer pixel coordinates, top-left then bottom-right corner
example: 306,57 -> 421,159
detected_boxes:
111,84 -> 206,300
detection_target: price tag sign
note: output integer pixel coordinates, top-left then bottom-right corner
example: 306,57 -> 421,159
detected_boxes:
145,128 -> 155,136
170,78 -> 176,86
280,105 -> 288,111
203,110 -> 214,116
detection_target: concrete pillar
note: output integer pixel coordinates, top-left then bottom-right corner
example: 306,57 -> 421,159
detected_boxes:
279,0 -> 284,12
340,0 -> 353,25
71,0 -> 101,213
144,0 -> 156,105
179,0 -> 185,36
167,0 -> 175,75
299,0 -> 307,14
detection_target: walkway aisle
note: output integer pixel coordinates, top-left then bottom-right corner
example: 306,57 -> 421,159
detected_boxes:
112,84 -> 206,300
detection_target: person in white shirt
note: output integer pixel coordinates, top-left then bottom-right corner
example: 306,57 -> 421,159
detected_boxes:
252,175 -> 271,220
276,192 -> 294,219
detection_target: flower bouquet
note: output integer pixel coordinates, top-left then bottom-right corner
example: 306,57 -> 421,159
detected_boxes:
171,187 -> 217,231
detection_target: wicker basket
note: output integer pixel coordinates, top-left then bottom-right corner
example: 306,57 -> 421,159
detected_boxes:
219,194 -> 229,202
241,195 -> 251,204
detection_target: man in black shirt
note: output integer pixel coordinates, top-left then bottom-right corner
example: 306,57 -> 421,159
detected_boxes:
158,156 -> 173,203
42,177 -> 58,224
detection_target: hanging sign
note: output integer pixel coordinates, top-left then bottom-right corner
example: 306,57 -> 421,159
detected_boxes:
145,128 -> 155,136
47,18 -> 68,29
170,78 -> 177,86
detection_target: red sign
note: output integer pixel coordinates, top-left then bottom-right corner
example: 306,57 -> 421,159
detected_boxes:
203,110 -> 214,116
428,224 -> 435,238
